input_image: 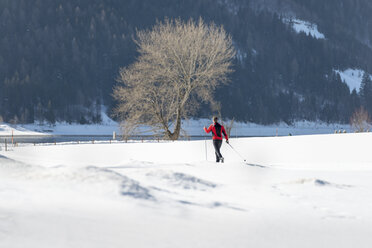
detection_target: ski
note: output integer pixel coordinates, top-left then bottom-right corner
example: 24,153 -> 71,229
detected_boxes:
243,162 -> 266,168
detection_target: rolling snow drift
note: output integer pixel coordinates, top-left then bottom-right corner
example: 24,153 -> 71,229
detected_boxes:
1,133 -> 372,248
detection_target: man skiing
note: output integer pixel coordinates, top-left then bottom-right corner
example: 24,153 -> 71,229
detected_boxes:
204,116 -> 229,163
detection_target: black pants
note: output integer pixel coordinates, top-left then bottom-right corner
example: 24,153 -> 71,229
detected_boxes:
213,139 -> 223,162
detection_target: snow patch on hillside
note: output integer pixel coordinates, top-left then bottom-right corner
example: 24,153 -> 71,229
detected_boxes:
236,48 -> 248,63
335,68 -> 372,93
284,18 -> 325,39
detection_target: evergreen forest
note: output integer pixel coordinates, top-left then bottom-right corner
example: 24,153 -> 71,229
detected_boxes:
1,0 -> 372,124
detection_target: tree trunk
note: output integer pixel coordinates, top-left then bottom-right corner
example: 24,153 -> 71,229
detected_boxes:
165,108 -> 182,140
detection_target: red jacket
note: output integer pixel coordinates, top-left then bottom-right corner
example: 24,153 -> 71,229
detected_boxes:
204,122 -> 228,141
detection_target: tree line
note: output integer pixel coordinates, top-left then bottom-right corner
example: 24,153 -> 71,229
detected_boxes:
1,0 -> 372,124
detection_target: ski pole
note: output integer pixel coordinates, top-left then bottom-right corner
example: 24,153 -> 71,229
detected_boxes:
227,143 -> 247,162
204,136 -> 207,161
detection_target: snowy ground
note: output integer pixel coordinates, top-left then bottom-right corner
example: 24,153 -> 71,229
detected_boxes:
0,111 -> 119,136
1,133 -> 372,248
0,124 -> 45,136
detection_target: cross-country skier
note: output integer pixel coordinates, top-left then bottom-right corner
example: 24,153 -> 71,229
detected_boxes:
204,116 -> 229,163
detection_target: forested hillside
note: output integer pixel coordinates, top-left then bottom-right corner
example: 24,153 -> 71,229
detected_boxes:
1,0 -> 372,124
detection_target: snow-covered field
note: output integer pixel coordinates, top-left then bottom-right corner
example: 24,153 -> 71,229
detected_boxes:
0,124 -> 45,136
1,133 -> 372,248
0,111 -> 119,136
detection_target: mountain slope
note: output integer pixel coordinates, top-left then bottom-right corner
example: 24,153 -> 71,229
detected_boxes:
1,0 -> 372,124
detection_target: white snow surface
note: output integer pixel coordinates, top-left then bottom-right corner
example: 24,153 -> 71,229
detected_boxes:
285,18 -> 325,39
0,124 -> 43,136
1,133 -> 372,248
335,68 -> 372,93
0,110 -> 119,136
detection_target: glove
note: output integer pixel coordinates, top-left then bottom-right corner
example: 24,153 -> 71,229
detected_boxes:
226,140 -> 229,144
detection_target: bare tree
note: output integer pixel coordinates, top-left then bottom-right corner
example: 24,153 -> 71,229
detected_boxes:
350,106 -> 371,132
113,18 -> 235,140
